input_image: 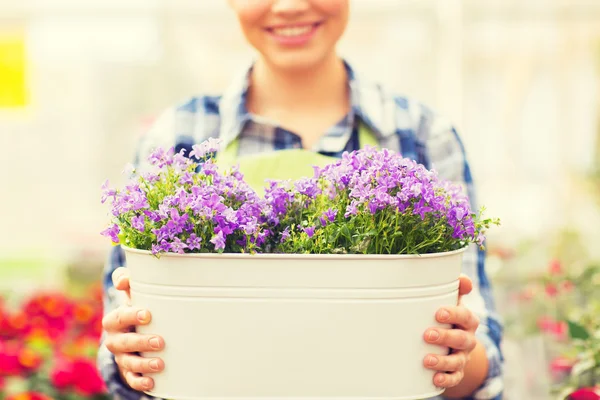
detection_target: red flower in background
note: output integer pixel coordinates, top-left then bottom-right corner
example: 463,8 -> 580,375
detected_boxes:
6,392 -> 55,400
50,357 -> 74,390
0,340 -> 23,376
0,287 -> 108,399
18,347 -> 43,373
50,356 -> 106,396
570,387 -> 600,400
537,316 -> 568,341
71,358 -> 107,396
0,310 -> 30,339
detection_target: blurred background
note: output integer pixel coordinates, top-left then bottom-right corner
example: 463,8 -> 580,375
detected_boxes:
0,0 -> 599,399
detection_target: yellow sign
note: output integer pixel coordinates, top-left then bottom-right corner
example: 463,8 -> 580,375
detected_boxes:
0,32 -> 27,108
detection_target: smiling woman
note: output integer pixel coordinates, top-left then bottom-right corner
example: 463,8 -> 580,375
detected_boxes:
97,1 -> 504,400
228,0 -> 349,70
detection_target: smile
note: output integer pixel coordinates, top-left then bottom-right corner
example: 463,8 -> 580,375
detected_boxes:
265,22 -> 323,46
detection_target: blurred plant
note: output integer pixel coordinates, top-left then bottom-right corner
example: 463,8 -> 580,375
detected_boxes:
553,300 -> 600,399
0,284 -> 109,400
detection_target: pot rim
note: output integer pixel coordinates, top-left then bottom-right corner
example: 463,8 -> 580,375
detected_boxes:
121,245 -> 469,261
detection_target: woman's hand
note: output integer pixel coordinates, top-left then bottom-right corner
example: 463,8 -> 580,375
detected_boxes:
102,267 -> 165,392
423,275 -> 480,390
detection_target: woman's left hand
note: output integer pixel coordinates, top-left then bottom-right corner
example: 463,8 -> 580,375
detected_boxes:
423,275 -> 480,389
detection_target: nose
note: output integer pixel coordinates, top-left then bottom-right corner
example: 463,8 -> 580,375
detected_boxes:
271,0 -> 310,16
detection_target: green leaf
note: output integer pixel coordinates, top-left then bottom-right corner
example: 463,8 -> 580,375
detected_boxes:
568,320 -> 591,340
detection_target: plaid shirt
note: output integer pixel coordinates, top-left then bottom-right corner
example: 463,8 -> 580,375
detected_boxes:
98,60 -> 504,400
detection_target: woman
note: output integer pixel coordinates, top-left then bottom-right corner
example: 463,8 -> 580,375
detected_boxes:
98,1 -> 504,399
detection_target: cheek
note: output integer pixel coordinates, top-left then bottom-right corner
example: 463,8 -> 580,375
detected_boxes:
311,0 -> 348,17
229,1 -> 271,28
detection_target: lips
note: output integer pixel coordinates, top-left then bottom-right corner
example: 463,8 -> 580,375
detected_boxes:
266,22 -> 322,38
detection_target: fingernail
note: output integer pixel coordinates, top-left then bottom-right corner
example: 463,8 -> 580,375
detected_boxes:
438,310 -> 450,322
149,337 -> 161,349
428,330 -> 440,342
143,378 -> 153,390
427,355 -> 438,366
137,310 -> 149,322
149,359 -> 160,371
435,374 -> 445,385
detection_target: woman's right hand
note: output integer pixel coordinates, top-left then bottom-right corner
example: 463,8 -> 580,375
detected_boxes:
102,267 -> 165,392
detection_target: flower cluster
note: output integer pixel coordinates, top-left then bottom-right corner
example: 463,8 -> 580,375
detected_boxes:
267,147 -> 497,254
102,140 -> 273,255
0,285 -> 108,400
102,141 -> 497,255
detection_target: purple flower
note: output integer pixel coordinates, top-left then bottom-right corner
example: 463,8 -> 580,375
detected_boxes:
210,230 -> 226,250
142,172 -> 160,184
148,147 -> 174,168
187,234 -> 202,250
295,178 -> 321,198
101,180 -> 116,204
189,138 -> 221,160
152,240 -> 171,255
179,172 -> 194,185
173,149 -> 192,171
131,215 -> 146,231
170,237 -> 187,254
345,202 -> 359,218
101,224 -> 120,244
241,217 -> 258,235
303,226 -> 316,238
476,232 -> 485,246
280,227 -> 291,242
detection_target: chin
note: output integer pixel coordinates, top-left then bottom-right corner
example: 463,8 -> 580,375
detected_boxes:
265,50 -> 334,73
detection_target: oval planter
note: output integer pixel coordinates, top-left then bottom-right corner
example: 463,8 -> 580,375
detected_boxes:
124,246 -> 466,400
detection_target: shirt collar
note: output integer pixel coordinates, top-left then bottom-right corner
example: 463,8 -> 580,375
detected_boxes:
217,59 -> 391,150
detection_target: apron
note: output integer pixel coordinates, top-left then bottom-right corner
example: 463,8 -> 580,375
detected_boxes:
216,122 -> 380,193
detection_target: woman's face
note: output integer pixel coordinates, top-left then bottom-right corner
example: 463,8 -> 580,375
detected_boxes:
228,0 -> 349,71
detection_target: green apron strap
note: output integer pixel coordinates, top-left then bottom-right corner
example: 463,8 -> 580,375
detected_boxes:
217,137 -> 241,167
357,121 -> 380,149
218,121 -> 380,165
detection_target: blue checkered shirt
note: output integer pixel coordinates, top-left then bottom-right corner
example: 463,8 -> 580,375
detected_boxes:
98,60 -> 504,400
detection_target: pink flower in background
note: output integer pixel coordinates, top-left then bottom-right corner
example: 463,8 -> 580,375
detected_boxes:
518,286 -> 535,302
71,358 -> 107,396
561,280 -> 575,293
549,356 -> 574,381
569,387 -> 600,400
537,316 -> 568,341
545,283 -> 559,297
51,357 -> 74,390
549,259 -> 563,275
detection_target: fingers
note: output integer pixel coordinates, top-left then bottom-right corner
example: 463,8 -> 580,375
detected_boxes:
423,351 -> 469,372
433,370 -> 464,389
112,267 -> 131,295
102,306 -> 152,332
458,274 -> 473,297
435,306 -> 479,331
424,327 -> 477,352
122,370 -> 155,392
105,332 -> 165,354
115,353 -> 165,374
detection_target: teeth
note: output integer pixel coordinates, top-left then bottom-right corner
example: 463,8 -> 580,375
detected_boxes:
273,25 -> 313,37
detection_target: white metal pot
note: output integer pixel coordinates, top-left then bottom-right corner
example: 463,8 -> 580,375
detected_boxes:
124,246 -> 466,400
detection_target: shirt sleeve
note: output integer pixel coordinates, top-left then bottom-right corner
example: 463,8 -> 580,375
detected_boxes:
97,107 -> 177,400
417,106 -> 504,400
